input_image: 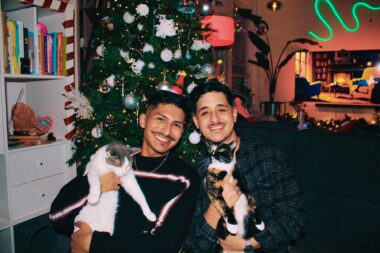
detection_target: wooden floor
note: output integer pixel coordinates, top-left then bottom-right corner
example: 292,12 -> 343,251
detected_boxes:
288,235 -> 379,253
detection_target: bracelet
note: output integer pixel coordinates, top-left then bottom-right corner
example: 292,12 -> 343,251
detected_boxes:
244,239 -> 255,253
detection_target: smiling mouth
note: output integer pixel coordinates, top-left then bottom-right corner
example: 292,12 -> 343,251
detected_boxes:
209,124 -> 224,131
153,132 -> 174,143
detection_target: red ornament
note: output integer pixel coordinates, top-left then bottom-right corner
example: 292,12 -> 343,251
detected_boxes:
170,85 -> 183,95
201,15 -> 235,47
176,71 -> 187,87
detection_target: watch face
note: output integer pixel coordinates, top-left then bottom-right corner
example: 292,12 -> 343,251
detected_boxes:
244,245 -> 255,253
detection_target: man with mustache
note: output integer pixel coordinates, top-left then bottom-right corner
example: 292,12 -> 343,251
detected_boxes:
50,90 -> 199,253
184,80 -> 304,253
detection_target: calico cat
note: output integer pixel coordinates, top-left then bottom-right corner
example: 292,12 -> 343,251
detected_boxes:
205,141 -> 265,246
74,142 -> 156,235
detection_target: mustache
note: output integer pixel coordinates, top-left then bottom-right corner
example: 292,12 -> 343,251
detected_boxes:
152,131 -> 176,142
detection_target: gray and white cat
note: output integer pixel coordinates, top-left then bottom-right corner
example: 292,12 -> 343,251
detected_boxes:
74,142 -> 156,235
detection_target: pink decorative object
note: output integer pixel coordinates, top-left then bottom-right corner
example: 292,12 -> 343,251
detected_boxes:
201,15 -> 234,47
37,22 -> 48,33
34,116 -> 54,133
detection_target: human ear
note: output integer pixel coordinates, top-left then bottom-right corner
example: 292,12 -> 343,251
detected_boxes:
139,113 -> 147,128
192,115 -> 199,129
233,107 -> 238,123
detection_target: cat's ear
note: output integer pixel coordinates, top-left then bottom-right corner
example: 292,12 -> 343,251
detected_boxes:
130,147 -> 141,156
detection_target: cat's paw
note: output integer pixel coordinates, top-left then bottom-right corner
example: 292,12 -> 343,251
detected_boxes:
144,211 -> 157,222
87,194 -> 99,205
226,223 -> 238,235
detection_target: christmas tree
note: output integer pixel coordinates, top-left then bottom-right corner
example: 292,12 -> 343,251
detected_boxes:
69,0 -> 214,172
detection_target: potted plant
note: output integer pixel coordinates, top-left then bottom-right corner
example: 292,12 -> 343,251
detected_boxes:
238,9 -> 321,115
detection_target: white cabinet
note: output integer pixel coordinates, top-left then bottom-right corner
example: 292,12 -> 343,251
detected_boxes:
0,1 -> 78,252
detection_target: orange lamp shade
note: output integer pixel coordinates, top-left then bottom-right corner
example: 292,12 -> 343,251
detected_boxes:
201,15 -> 234,47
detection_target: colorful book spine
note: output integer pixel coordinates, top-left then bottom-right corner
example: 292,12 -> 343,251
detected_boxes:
1,12 -> 9,73
62,35 -> 67,76
57,32 -> 63,76
28,31 -> 35,74
47,33 -> 52,75
51,32 -> 57,75
7,20 -> 17,74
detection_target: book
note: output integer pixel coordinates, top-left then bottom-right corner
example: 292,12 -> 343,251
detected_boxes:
62,35 -> 67,76
7,20 -> 18,74
1,12 -> 9,73
57,32 -> 63,75
28,31 -> 35,74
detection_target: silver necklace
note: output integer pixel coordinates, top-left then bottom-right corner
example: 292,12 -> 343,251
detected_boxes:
133,152 -> 169,173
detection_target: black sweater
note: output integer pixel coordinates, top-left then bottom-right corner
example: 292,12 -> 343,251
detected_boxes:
49,153 -> 199,253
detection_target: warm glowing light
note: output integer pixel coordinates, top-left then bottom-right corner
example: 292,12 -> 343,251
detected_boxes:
309,0 -> 380,41
267,0 -> 283,12
367,61 -> 373,67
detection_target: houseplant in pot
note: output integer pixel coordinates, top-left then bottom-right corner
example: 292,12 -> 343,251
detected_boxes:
238,9 -> 321,116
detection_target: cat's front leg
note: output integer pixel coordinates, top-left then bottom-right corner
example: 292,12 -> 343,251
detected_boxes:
120,173 -> 156,222
87,169 -> 101,205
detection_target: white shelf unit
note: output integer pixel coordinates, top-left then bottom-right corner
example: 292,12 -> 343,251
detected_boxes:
0,1 -> 77,252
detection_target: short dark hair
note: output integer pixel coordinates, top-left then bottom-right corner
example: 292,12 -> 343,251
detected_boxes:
189,79 -> 234,113
146,90 -> 190,122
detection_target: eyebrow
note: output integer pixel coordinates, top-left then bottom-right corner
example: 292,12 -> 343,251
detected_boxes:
154,113 -> 185,125
198,104 -> 230,112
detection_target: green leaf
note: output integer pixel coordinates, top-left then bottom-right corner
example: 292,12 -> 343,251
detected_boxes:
278,51 -> 298,69
248,31 -> 270,56
237,8 -> 266,28
286,38 -> 321,47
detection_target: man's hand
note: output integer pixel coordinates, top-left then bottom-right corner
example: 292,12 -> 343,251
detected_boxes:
219,234 -> 245,251
100,172 -> 120,193
222,177 -> 241,208
71,222 -> 93,253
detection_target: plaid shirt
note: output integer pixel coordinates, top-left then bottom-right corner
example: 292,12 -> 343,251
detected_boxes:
184,138 -> 305,253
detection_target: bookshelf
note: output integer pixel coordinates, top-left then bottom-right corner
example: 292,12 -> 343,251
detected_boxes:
312,51 -> 334,85
0,1 -> 77,252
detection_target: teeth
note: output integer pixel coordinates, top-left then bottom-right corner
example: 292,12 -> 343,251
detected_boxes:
155,134 -> 169,142
210,124 -> 223,130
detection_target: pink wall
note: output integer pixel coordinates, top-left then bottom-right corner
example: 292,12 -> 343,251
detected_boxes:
242,0 -> 380,120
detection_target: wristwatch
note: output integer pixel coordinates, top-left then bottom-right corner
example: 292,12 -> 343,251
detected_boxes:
244,239 -> 255,253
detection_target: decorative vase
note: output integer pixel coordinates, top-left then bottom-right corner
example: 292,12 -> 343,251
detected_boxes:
260,101 -> 283,117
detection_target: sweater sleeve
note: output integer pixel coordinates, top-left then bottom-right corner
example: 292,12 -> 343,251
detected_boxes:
49,175 -> 89,236
253,146 -> 305,251
89,172 -> 200,253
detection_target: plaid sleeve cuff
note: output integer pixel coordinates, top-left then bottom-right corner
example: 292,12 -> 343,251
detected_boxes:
254,227 -> 274,250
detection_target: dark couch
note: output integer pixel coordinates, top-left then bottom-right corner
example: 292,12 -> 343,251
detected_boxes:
236,121 -> 380,252
295,76 -> 322,101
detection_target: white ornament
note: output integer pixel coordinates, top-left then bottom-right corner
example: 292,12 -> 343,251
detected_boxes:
191,40 -> 211,51
187,82 -> 197,94
91,126 -> 103,139
189,130 -> 201,144
136,4 -> 149,16
120,49 -> 135,64
123,12 -> 135,24
174,49 -> 182,59
63,91 -> 94,119
155,15 -> 176,38
160,48 -> 173,62
131,59 -> 145,74
148,62 -> 156,69
137,23 -> 143,31
96,44 -> 105,57
203,41 -> 211,50
106,74 -> 116,87
143,43 -> 154,53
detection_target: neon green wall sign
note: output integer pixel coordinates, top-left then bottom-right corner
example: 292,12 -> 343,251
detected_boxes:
308,0 -> 380,41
